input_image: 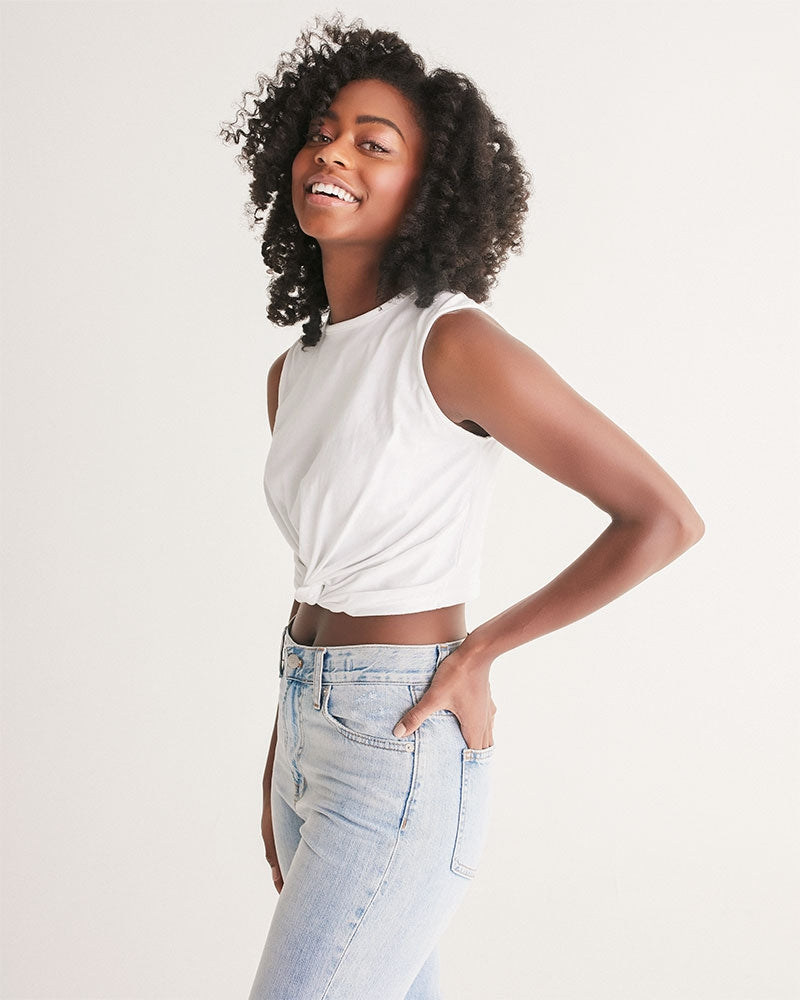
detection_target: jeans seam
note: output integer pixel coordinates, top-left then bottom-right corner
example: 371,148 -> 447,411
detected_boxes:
320,824 -> 407,999
399,685 -> 420,831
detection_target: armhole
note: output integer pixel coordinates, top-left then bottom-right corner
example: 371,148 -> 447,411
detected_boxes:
279,342 -> 299,408
269,344 -> 294,433
277,339 -> 302,405
417,301 -> 499,445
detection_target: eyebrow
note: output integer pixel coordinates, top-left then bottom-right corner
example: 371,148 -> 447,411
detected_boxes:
317,108 -> 406,144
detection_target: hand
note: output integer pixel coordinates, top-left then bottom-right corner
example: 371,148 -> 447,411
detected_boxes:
392,641 -> 496,750
261,787 -> 283,894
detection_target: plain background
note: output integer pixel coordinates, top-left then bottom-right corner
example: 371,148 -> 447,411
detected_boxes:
1,2 -> 797,998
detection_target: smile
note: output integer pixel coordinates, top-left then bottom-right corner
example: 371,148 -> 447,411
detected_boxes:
305,181 -> 360,204
305,190 -> 359,207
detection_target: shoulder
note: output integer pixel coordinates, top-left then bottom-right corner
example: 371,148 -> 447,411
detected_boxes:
426,305 -> 511,354
422,306 -> 520,426
266,348 -> 291,434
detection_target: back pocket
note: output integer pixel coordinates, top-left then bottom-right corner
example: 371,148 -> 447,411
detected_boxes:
451,745 -> 496,879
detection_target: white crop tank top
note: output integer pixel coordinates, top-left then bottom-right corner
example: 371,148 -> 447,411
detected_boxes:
263,287 -> 504,616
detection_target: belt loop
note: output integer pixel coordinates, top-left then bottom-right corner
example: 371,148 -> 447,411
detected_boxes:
279,613 -> 296,677
279,624 -> 287,677
313,648 -> 324,710
278,611 -> 297,677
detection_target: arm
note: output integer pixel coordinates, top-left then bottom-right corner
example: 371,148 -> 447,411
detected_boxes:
263,595 -> 300,803
261,601 -> 299,894
261,352 -> 296,890
263,351 -> 294,785
393,310 -> 705,748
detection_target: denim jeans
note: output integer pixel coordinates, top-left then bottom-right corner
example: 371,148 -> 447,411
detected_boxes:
247,616 -> 496,1000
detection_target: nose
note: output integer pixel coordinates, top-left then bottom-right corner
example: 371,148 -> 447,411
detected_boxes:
315,136 -> 350,168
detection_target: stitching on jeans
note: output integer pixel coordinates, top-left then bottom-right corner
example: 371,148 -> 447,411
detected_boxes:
319,800 -> 408,998
450,749 -> 494,878
399,685 -> 420,831
320,684 -> 415,753
452,752 -> 477,878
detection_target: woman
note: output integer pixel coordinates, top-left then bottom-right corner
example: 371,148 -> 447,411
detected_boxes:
220,14 -> 705,1000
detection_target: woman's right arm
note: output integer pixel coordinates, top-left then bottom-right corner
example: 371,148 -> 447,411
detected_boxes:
261,598 -> 299,893
261,352 -> 295,892
261,702 -> 282,892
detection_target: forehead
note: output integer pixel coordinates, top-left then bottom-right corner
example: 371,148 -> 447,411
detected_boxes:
324,79 -> 423,137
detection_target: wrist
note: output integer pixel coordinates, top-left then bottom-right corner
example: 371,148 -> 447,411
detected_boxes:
461,627 -> 496,664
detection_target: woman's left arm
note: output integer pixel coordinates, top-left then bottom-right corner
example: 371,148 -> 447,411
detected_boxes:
392,309 -> 705,748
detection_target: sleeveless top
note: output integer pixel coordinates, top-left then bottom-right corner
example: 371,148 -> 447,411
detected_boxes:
263,287 -> 504,616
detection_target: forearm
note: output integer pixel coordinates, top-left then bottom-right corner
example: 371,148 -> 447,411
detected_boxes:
262,703 -> 279,798
263,599 -> 300,797
468,511 -> 703,662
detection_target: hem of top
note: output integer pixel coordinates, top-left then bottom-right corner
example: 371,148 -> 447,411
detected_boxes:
293,594 -> 480,617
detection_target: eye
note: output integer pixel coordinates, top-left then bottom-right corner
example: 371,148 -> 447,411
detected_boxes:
305,131 -> 389,154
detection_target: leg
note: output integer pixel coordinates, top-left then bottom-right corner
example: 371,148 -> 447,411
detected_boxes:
247,655 -> 495,999
403,945 -> 442,1000
248,724 -> 461,1000
269,771 -> 302,880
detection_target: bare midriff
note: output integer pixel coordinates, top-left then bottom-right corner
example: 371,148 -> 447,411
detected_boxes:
289,601 -> 468,647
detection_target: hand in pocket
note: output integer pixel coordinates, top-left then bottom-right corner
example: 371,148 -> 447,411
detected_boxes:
392,642 -> 497,750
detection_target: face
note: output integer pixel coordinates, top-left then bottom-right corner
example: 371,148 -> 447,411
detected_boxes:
291,78 -> 428,249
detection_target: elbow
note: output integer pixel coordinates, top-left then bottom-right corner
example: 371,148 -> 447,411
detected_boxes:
677,497 -> 705,549
684,511 -> 706,547
654,503 -> 706,557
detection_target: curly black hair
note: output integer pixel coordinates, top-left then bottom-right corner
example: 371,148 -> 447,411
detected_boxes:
219,12 -> 533,348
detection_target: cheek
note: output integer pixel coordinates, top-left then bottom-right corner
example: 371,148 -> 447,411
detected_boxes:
373,172 -> 418,213
394,177 -> 423,218
290,153 -> 311,204
292,143 -> 314,176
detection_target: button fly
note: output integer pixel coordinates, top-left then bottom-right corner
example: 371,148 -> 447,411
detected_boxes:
286,652 -> 302,668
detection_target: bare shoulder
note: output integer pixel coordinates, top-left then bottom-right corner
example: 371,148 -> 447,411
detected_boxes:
424,306 -> 704,532
423,307 -> 524,427
266,348 -> 291,435
426,307 -> 517,356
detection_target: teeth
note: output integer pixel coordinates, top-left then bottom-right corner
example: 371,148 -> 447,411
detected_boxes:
310,182 -> 357,203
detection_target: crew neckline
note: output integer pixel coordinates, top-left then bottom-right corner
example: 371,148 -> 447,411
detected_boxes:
322,288 -> 415,336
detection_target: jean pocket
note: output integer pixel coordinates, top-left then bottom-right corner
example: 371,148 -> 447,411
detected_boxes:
320,682 -> 417,753
450,744 -> 495,879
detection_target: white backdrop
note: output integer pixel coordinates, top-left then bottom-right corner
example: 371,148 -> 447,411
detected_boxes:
1,2 -> 797,998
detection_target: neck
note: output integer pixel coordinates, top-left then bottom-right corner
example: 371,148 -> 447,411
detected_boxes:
319,246 -> 397,325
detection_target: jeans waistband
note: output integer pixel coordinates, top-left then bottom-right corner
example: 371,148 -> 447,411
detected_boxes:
278,613 -> 467,707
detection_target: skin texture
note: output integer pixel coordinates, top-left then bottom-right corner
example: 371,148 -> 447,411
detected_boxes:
291,78 -> 429,326
260,80 -> 705,889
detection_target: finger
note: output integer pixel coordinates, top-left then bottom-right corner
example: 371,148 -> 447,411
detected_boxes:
393,698 -> 439,739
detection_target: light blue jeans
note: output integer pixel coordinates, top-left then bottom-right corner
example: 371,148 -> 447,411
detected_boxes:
247,615 -> 496,1000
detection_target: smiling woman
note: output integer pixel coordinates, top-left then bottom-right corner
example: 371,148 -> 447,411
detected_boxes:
219,13 -> 530,348
219,12 -> 704,1000
290,77 -> 431,308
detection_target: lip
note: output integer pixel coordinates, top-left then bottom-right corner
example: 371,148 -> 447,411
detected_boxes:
305,190 -> 359,208
304,173 -> 361,202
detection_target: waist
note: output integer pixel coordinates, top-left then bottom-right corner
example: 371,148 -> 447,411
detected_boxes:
288,603 -> 467,647
281,621 -> 467,683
